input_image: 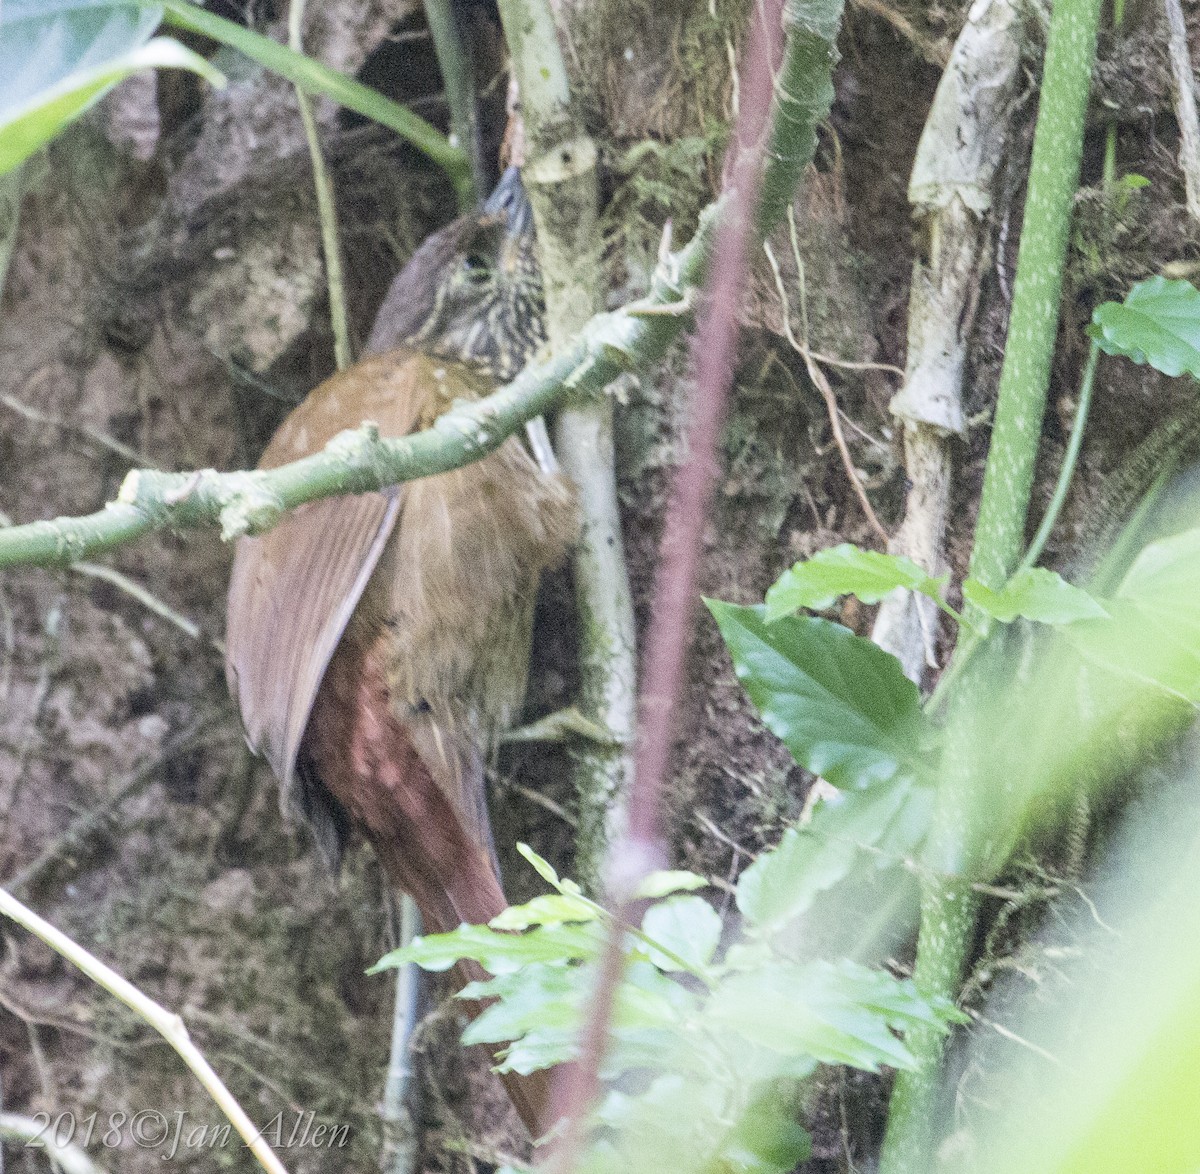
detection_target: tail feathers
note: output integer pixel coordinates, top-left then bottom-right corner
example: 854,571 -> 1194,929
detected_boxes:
378,860 -> 552,1138
305,640 -> 551,1135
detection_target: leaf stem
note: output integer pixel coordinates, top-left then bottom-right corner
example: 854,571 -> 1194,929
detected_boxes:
1018,339 -> 1101,573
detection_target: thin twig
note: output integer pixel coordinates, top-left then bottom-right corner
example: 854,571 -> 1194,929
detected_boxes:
0,1112 -> 106,1174
542,2 -> 787,1167
72,561 -> 223,652
486,763 -> 579,828
288,0 -> 353,371
764,232 -> 888,544
2,385 -> 159,469
0,889 -> 291,1174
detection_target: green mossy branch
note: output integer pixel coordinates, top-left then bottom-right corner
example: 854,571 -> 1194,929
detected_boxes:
0,210 -> 716,571
756,0 -> 841,236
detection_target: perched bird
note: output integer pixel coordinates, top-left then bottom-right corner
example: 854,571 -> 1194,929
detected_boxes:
224,169 -> 577,1133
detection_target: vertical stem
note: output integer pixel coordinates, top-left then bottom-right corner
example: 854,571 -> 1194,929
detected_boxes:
880,0 -> 1103,1165
1019,340 -> 1101,572
967,0 -> 1102,594
288,0 -> 352,370
382,896 -> 421,1174
494,0 -> 635,890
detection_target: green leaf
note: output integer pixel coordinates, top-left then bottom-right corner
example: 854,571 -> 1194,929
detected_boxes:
706,601 -> 929,790
370,920 -> 604,975
462,965 -> 580,1046
1089,277 -> 1200,378
0,2 -> 224,175
962,568 -> 1108,624
640,896 -> 721,971
634,870 -> 708,900
735,779 -> 932,932
765,544 -> 947,620
719,1085 -> 813,1173
1066,527 -> 1200,702
494,1026 -> 580,1075
490,893 -> 599,929
516,842 -> 564,889
708,960 -> 957,1073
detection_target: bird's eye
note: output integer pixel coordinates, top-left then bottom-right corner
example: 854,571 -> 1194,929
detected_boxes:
461,253 -> 491,282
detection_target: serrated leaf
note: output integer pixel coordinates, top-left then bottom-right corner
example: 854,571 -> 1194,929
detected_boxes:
708,960 -> 957,1073
640,896 -> 721,971
462,965 -> 580,1045
0,3 -> 225,175
490,893 -> 599,929
765,544 -> 946,620
706,602 -> 929,790
634,870 -> 708,899
735,779 -> 930,931
493,1026 -> 580,1074
1089,277 -> 1200,378
962,568 -> 1108,624
370,920 -> 604,975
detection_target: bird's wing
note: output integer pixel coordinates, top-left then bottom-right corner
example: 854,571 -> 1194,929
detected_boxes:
224,352 -> 427,808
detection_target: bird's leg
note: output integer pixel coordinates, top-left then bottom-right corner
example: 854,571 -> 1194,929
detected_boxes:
523,416 -> 560,475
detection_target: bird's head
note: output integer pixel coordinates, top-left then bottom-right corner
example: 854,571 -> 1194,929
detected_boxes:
366,168 -> 545,381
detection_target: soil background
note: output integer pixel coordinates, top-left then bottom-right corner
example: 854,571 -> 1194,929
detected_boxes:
1,0 -> 1198,1170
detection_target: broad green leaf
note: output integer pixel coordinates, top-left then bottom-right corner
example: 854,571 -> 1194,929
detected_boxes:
494,1026 -> 579,1074
962,568 -> 1108,624
1066,528 -> 1200,701
765,544 -> 946,620
490,893 -> 598,929
706,601 -> 929,790
1089,276 -> 1200,378
0,3 -> 224,175
1,1 -> 162,117
640,895 -> 721,972
634,870 -> 708,899
735,779 -> 931,931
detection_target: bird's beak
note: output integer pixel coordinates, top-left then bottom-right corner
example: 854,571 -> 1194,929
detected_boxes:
484,167 -> 535,271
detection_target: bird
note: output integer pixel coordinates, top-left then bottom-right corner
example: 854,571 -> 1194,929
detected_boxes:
223,168 -> 578,1134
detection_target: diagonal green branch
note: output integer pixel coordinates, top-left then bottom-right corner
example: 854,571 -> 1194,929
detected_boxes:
0,209 -> 717,571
